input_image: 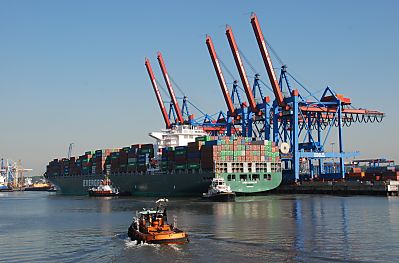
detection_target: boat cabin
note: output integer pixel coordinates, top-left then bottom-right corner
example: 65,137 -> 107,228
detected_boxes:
137,208 -> 171,233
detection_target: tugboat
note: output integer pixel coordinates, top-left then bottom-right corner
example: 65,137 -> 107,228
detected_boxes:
202,177 -> 236,202
88,177 -> 119,197
127,198 -> 189,244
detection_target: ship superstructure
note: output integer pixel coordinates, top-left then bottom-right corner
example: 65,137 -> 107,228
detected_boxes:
149,125 -> 207,155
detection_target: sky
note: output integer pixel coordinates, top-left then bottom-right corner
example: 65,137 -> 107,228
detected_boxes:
0,0 -> 398,175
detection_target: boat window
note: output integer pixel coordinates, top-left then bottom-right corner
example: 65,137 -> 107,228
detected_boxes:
252,174 -> 260,181
240,174 -> 247,181
232,174 -> 236,180
227,174 -> 231,181
265,174 -> 271,180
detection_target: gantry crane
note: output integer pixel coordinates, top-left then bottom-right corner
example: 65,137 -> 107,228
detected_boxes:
157,52 -> 185,125
251,13 -> 385,181
145,52 -> 229,135
250,14 -> 284,107
67,143 -> 74,159
13,160 -> 32,189
225,26 -> 259,114
0,159 -> 32,189
205,35 -> 236,117
206,13 -> 385,181
145,58 -> 172,128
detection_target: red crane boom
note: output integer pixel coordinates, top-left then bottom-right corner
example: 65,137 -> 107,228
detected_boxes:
157,52 -> 184,124
225,26 -> 258,113
250,13 -> 284,106
145,58 -> 171,128
205,35 -> 236,116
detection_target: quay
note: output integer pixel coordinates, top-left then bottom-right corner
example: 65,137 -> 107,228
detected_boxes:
273,180 -> 399,196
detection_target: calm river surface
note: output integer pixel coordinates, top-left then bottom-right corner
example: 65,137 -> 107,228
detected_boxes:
1,192 -> 398,262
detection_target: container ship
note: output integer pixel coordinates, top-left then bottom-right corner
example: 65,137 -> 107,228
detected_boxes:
45,126 -> 282,196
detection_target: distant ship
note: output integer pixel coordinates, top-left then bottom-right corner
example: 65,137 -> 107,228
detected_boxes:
0,185 -> 13,192
0,173 -> 12,192
24,179 -> 54,191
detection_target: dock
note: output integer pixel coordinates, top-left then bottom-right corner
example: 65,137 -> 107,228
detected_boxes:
273,180 -> 399,196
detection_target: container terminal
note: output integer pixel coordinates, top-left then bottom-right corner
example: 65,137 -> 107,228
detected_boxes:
44,13 -> 397,196
0,159 -> 33,191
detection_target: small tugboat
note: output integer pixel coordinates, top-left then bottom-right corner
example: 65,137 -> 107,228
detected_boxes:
88,177 -> 119,197
128,198 -> 189,244
202,177 -> 236,202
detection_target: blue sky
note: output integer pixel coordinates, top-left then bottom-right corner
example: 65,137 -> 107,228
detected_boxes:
1,0 -> 398,174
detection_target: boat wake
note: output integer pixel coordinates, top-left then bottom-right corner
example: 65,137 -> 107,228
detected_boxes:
117,233 -> 185,251
167,244 -> 183,251
124,239 -> 160,249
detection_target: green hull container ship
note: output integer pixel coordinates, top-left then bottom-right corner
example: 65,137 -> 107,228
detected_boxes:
46,169 -> 282,196
45,127 -> 282,196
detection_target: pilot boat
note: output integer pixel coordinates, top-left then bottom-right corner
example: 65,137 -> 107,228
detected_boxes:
127,198 -> 189,244
202,177 -> 236,202
87,177 -> 119,197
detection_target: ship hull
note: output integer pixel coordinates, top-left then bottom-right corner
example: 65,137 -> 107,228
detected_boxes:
202,192 -> 236,202
0,186 -> 13,192
47,172 -> 213,196
88,190 -> 118,197
46,171 -> 282,196
24,186 -> 53,191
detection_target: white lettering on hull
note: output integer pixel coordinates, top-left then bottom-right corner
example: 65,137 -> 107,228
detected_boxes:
82,179 -> 102,187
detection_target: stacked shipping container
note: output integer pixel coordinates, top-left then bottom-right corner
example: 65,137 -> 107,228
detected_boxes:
346,166 -> 399,181
46,144 -> 154,176
157,136 -> 280,172
46,136 -> 283,176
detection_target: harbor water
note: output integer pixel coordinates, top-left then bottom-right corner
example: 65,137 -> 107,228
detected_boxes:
1,192 -> 399,262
